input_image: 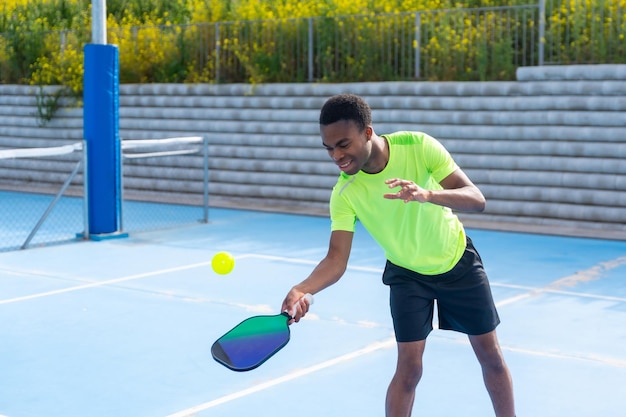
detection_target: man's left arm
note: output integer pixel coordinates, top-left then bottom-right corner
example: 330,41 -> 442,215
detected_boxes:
383,168 -> 486,212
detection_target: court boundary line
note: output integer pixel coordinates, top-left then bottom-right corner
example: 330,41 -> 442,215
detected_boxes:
496,255 -> 626,307
2,251 -> 624,416
164,293 -> 626,417
0,261 -> 215,305
251,254 -> 626,303
163,338 -> 397,417
2,253 -> 624,306
161,253 -> 626,417
0,254 -> 263,306
502,345 -> 626,368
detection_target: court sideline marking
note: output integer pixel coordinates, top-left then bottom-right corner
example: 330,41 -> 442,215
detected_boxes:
0,254 -> 267,305
0,260 -> 211,305
1,251 -> 623,416
2,253 -> 625,306
163,338 -> 397,417
162,254 -> 626,417
496,255 -> 626,307
250,254 -> 626,303
164,329 -> 626,417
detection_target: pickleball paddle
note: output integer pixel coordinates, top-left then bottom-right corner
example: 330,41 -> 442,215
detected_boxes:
211,293 -> 314,371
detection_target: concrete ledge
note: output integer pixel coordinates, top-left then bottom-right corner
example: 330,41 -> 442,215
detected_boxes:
517,64 -> 626,81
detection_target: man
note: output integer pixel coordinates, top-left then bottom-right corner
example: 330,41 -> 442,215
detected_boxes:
283,93 -> 515,417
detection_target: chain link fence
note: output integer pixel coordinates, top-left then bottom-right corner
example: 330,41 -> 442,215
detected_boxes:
60,5 -> 544,82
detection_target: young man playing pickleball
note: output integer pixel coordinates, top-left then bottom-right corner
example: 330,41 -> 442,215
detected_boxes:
283,93 -> 516,417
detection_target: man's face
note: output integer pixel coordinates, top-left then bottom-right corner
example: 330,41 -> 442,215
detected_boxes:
321,119 -> 372,176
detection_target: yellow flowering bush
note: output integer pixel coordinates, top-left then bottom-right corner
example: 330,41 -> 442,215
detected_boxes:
30,32 -> 84,94
546,0 -> 626,63
0,0 -> 624,90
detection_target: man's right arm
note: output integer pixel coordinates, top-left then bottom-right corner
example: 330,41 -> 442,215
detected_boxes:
282,230 -> 354,322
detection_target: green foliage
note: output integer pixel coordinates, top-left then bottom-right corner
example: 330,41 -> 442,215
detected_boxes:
106,0 -> 192,24
35,85 -> 65,126
1,28 -> 46,83
0,0 -> 624,94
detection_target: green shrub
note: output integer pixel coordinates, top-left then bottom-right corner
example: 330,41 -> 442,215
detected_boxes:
0,0 -> 624,92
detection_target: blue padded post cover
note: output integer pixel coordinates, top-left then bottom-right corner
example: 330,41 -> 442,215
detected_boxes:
83,44 -> 121,235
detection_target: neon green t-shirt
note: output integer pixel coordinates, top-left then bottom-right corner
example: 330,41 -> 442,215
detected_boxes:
329,131 -> 467,275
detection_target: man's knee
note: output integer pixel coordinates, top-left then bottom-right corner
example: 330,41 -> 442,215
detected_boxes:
469,331 -> 508,370
395,341 -> 426,386
480,352 -> 509,374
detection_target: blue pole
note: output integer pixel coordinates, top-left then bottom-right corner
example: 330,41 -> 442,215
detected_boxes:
83,44 -> 123,236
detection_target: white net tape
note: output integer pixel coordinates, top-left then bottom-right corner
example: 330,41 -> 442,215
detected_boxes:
0,142 -> 82,159
0,137 -> 204,160
122,136 -> 204,159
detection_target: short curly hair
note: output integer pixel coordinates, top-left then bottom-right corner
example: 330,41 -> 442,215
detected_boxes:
319,93 -> 372,132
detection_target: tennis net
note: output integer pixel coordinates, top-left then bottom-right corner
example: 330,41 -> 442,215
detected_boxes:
0,136 -> 209,252
120,136 -> 209,232
0,141 -> 85,252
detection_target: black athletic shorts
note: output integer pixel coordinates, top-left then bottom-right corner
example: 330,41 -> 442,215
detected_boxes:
382,237 -> 500,342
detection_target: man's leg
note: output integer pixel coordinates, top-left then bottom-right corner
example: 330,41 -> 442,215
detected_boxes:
469,330 -> 515,417
385,340 -> 426,417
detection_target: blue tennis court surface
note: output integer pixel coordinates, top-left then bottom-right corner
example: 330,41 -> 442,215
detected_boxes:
1,205 -> 625,417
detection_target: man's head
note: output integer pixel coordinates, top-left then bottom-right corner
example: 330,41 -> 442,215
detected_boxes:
319,93 -> 372,132
319,94 -> 380,175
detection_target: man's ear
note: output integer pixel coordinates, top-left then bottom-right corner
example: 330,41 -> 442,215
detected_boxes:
365,126 -> 373,140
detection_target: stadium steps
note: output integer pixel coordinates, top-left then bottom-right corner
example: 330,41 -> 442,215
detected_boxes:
0,64 -> 625,239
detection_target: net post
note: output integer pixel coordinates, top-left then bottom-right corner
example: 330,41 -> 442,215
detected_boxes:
83,43 -> 127,241
202,135 -> 209,223
92,0 -> 107,45
82,139 -> 90,239
119,140 -> 125,232
82,0 -> 127,241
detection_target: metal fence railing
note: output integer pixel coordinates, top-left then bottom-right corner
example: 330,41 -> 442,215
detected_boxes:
1,1 -> 625,85
542,0 -> 626,65
108,5 -> 540,83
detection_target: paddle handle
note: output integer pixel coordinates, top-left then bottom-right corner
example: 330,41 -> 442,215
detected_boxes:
290,293 -> 314,318
303,293 -> 314,305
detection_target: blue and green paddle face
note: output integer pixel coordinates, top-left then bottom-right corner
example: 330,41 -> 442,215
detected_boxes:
211,312 -> 291,371
211,294 -> 313,372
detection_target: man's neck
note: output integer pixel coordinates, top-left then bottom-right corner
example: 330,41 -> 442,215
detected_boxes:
362,134 -> 389,174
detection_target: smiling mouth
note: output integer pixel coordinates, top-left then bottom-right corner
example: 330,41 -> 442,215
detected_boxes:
337,160 -> 352,170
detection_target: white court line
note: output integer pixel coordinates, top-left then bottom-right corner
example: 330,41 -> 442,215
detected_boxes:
166,289 -> 626,417
250,253 -> 626,303
6,251 -> 622,307
0,254 -> 262,306
433,333 -> 626,368
249,253 -> 383,273
502,345 -> 626,368
496,255 -> 626,307
2,251 -> 624,415
163,253 -> 626,417
0,261 -> 214,305
498,285 -> 626,303
163,338 -> 397,417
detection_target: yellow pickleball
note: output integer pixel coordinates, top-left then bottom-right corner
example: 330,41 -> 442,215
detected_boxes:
212,251 -> 235,275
